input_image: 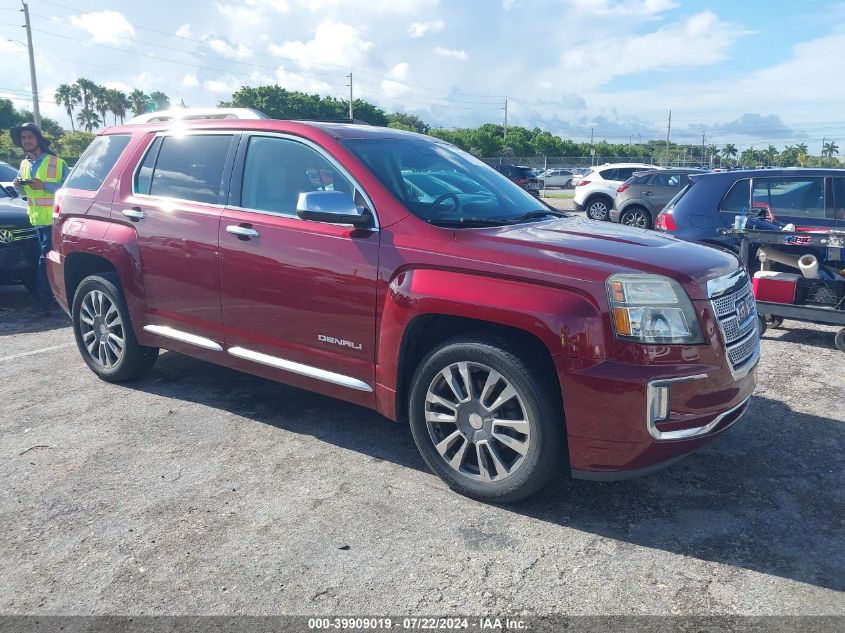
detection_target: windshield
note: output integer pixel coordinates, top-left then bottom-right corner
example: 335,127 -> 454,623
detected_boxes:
0,163 -> 17,181
341,137 -> 548,224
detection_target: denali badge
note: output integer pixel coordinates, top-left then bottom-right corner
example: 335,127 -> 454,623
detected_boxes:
318,334 -> 363,350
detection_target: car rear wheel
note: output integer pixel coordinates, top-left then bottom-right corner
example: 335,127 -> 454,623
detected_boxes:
586,197 -> 611,221
620,206 -> 652,229
72,273 -> 159,382
408,335 -> 565,503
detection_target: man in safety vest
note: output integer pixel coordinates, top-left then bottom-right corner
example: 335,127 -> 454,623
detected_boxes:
11,122 -> 68,314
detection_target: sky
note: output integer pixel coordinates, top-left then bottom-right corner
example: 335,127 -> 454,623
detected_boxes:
1,0 -> 844,151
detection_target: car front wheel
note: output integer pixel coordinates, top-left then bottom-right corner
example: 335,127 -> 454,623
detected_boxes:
586,198 -> 611,221
408,335 -> 565,503
72,273 -> 158,382
620,207 -> 652,229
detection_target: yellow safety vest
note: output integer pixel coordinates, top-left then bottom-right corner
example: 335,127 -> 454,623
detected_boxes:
19,153 -> 65,227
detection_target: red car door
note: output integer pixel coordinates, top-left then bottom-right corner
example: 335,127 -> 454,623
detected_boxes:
218,133 -> 380,405
115,132 -> 238,347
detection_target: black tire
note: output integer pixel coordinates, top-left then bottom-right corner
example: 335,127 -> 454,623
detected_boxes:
408,335 -> 565,503
585,196 -> 612,221
757,314 -> 767,337
835,329 -> 845,353
620,206 -> 653,230
768,316 -> 784,329
71,273 -> 159,382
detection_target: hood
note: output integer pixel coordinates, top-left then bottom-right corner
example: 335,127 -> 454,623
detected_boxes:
0,196 -> 31,225
457,216 -> 740,299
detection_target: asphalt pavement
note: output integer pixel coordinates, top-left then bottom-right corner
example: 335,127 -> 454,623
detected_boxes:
0,285 -> 843,617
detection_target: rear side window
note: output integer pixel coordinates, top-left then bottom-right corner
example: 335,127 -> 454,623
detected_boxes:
719,179 -> 750,213
147,134 -> 233,204
65,134 -> 131,191
651,173 -> 681,187
631,174 -> 652,185
598,168 -> 617,180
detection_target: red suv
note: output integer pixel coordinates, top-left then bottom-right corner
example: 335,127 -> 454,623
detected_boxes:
48,113 -> 759,502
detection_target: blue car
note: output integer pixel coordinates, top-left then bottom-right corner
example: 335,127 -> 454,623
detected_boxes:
655,168 -> 845,251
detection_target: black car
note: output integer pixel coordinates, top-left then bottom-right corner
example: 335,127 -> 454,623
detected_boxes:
493,164 -> 540,194
0,186 -> 38,291
656,168 -> 845,250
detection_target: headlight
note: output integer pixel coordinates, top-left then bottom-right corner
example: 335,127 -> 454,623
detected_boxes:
606,274 -> 703,344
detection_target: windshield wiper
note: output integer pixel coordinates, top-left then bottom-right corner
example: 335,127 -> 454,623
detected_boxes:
428,216 -> 512,227
506,209 -> 568,223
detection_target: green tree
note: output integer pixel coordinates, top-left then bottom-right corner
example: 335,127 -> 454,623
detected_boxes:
94,85 -> 110,128
823,141 -> 839,158
77,108 -> 101,132
129,89 -> 149,117
75,77 -> 98,111
0,98 -> 17,129
149,91 -> 171,111
106,89 -> 130,124
54,83 -> 81,131
57,130 -> 95,157
387,112 -> 429,134
722,143 -> 738,165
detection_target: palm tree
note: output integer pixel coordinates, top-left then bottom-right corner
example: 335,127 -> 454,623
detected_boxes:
761,145 -> 778,166
740,147 -> 756,166
93,86 -> 110,128
54,83 -> 81,131
823,141 -> 839,158
77,107 -> 101,132
129,89 -> 149,116
722,143 -> 738,166
106,89 -> 130,124
149,91 -> 171,111
75,77 -> 98,111
707,144 -> 719,167
796,143 -> 809,166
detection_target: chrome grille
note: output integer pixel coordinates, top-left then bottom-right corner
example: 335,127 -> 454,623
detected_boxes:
0,225 -> 37,245
709,275 -> 759,377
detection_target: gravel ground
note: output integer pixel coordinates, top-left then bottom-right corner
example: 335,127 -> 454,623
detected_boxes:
0,285 -> 843,617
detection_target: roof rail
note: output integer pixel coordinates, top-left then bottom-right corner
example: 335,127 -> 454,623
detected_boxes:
126,107 -> 269,124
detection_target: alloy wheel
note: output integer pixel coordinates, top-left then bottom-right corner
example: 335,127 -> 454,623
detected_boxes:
424,361 -> 531,482
622,209 -> 649,229
587,200 -> 609,220
78,289 -> 126,368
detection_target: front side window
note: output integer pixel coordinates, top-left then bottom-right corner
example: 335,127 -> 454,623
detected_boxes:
341,137 -> 546,224
65,134 -> 131,191
751,177 -> 826,219
148,135 -> 233,204
240,136 -> 355,216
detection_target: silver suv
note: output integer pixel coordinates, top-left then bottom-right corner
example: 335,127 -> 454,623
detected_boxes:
610,168 -> 706,229
573,163 -> 656,220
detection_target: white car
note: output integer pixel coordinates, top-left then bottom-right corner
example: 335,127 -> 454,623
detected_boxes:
573,163 -> 656,220
538,168 -> 583,188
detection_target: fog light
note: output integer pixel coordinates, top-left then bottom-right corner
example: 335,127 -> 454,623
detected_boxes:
650,385 -> 669,422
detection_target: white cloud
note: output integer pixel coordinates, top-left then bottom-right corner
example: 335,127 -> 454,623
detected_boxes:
206,37 -> 253,60
296,0 -> 438,13
246,0 -> 290,11
216,3 -> 261,26
69,11 -> 136,46
569,0 -> 678,16
503,0 -> 519,9
204,77 -> 241,94
274,66 -> 333,94
182,74 -> 200,88
381,80 -> 410,98
133,72 -> 162,91
101,81 -> 133,93
176,24 -> 193,38
408,20 -> 445,38
390,63 -> 409,80
269,21 -> 373,68
434,46 -> 468,61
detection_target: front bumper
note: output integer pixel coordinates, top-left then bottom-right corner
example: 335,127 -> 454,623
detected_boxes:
608,208 -> 621,223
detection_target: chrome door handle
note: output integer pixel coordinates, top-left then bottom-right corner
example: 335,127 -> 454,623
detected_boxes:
122,209 -> 146,220
226,225 -> 259,238
643,191 -> 653,196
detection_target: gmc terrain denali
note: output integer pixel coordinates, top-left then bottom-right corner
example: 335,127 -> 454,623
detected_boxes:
48,111 -> 759,502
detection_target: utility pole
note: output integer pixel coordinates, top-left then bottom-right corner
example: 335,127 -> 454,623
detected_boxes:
347,71 -> 353,120
590,127 -> 594,166
701,131 -> 706,168
822,137 -> 826,158
502,98 -> 508,139
21,2 -> 40,126
664,110 -> 672,166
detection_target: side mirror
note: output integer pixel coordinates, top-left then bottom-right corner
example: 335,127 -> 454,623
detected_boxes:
296,191 -> 372,228
3,185 -> 18,198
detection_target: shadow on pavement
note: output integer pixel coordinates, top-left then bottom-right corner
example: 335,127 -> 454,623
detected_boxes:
127,351 -> 843,593
763,321 -> 841,351
0,286 -> 70,336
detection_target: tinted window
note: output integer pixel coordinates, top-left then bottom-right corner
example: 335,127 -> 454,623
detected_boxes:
598,168 -> 617,180
64,134 -> 131,191
719,179 -> 750,213
833,178 -> 845,220
631,174 -> 652,185
149,135 -> 233,204
513,167 -> 535,179
0,162 -> 17,181
651,173 -> 681,187
241,136 -> 354,216
752,177 -> 826,219
134,137 -> 162,195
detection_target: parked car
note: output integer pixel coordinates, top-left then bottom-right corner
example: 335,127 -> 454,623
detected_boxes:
493,164 -> 540,194
1,161 -> 19,195
611,169 -> 707,229
0,184 -> 37,291
573,163 -> 657,220
49,112 -> 758,503
538,168 -> 583,189
655,169 -> 845,250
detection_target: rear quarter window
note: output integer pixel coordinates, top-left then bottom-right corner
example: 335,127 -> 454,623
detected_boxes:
64,134 -> 131,191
